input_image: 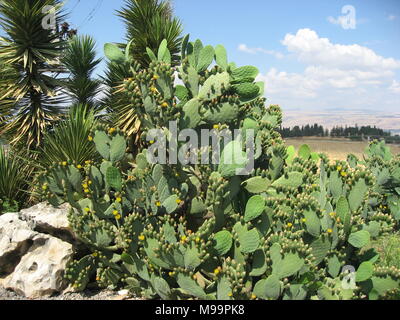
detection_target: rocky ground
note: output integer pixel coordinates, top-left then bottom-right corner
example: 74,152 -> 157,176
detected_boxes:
0,287 -> 141,300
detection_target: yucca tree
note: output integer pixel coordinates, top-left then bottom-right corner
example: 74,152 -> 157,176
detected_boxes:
62,35 -> 102,109
117,0 -> 183,68
0,0 -> 67,150
103,0 -> 183,149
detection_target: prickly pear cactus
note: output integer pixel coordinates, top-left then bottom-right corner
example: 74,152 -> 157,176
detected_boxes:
39,37 -> 400,300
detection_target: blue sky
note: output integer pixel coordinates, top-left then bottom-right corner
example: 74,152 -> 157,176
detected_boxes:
63,1 -> 400,126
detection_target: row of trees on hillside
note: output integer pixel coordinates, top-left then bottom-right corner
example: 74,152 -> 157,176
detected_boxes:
279,124 -> 399,144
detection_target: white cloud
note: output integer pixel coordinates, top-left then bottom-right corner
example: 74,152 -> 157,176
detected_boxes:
281,29 -> 400,70
257,29 -> 400,114
389,80 -> 400,93
238,44 -> 284,59
388,14 -> 396,21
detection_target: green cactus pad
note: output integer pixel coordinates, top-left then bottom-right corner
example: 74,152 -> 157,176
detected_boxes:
242,176 -> 270,194
214,45 -> 228,70
244,195 -> 266,222
106,166 -> 122,191
203,102 -> 239,124
104,43 -> 125,63
253,274 -> 281,300
177,273 -> 207,300
110,134 -> 126,163
213,230 -> 233,255
198,72 -> 230,101
231,66 -> 259,81
196,45 -> 215,72
348,230 -> 370,248
239,228 -> 260,254
250,249 -> 267,276
93,130 -> 111,160
356,261 -> 373,282
272,172 -> 304,188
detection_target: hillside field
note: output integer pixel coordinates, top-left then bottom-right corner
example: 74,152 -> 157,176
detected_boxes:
285,137 -> 400,161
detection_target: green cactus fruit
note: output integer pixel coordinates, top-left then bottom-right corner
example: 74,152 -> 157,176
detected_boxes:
110,134 -> 126,163
181,98 -> 201,128
104,43 -> 125,64
203,103 -> 239,124
214,45 -> 228,70
298,144 -> 311,160
250,249 -> 267,276
244,195 -> 266,222
231,66 -> 259,81
348,179 -> 368,212
272,172 -> 304,188
94,130 -> 111,160
242,176 -> 270,194
213,230 -> 233,255
196,45 -> 215,72
348,230 -> 370,248
253,274 -> 281,300
303,210 -> 321,237
239,228 -> 260,254
184,247 -> 201,270
66,255 -> 95,291
356,261 -> 373,282
106,166 -> 122,191
177,273 -> 207,300
198,72 -> 230,101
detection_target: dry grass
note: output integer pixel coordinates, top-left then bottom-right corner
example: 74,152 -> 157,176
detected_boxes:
285,137 -> 400,161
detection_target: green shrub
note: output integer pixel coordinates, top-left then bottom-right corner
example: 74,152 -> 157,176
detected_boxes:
40,38 -> 400,300
0,145 -> 29,214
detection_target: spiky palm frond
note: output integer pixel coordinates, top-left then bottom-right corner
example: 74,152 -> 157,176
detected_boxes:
62,35 -> 102,108
37,104 -> 99,167
0,144 -> 30,208
117,0 -> 183,67
0,0 -> 67,150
